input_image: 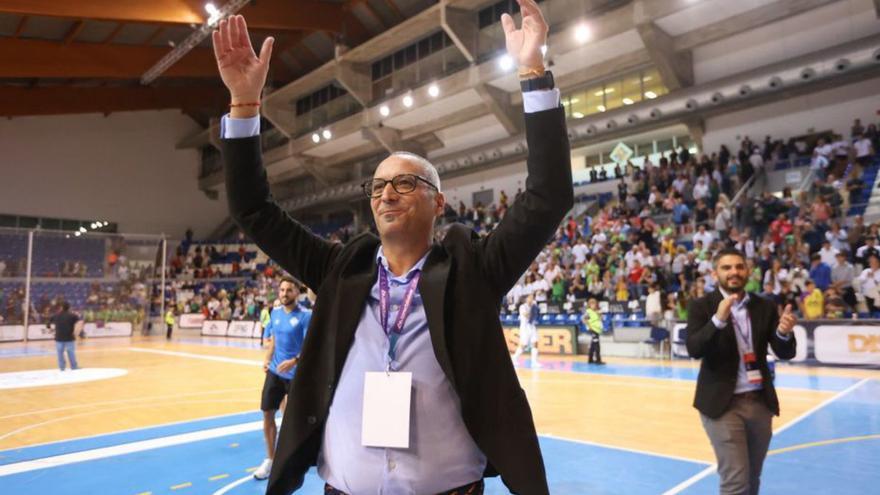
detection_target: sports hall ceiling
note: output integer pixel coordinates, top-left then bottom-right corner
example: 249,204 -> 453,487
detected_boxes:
0,0 -> 428,124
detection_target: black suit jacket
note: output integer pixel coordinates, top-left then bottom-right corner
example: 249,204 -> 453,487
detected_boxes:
686,290 -> 797,419
223,107 -> 573,495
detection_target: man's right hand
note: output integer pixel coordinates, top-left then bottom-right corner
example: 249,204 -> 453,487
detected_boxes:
211,15 -> 274,116
715,293 -> 741,323
262,361 -> 270,372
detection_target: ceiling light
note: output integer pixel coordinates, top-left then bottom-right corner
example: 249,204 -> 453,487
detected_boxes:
623,98 -> 634,105
594,88 -> 614,96
645,91 -> 657,99
574,24 -> 591,44
379,105 -> 390,117
498,54 -> 514,71
79,227 -> 86,233
205,3 -> 222,26
428,84 -> 440,98
569,98 -> 580,104
103,221 -> 109,226
573,112 -> 584,119
74,231 -> 82,237
597,105 -> 606,112
322,129 -> 332,140
402,95 -> 414,108
311,133 -> 320,143
643,76 -> 653,82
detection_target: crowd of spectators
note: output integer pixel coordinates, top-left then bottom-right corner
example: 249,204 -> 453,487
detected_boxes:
2,118 -> 879,329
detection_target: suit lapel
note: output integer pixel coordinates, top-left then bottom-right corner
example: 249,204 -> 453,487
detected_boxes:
418,244 -> 456,387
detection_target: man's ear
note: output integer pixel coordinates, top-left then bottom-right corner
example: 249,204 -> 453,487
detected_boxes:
434,191 -> 446,215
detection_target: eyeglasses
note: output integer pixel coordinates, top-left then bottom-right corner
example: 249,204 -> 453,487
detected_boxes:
362,174 -> 438,198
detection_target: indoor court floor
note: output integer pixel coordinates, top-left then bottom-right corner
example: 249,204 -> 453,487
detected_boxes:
0,334 -> 877,494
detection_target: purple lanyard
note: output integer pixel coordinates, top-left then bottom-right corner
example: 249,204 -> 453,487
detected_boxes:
379,265 -> 421,363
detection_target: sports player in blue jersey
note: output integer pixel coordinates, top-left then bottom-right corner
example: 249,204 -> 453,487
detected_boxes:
254,276 -> 311,480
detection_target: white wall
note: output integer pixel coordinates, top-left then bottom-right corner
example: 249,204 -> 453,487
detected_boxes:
693,0 -> 880,84
0,110 -> 227,237
703,76 -> 880,154
441,160 -> 529,208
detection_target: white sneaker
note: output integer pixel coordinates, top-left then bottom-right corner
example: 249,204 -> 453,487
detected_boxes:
253,458 -> 273,480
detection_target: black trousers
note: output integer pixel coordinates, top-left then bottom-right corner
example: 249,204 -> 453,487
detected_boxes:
589,332 -> 602,363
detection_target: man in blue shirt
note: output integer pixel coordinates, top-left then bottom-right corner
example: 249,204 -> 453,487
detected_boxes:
808,253 -> 832,291
254,277 -> 311,480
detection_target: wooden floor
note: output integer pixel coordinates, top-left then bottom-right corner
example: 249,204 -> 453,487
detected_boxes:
2,332 -> 870,465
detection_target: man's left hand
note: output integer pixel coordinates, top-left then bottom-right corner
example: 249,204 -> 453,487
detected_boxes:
500,0 -> 548,70
778,304 -> 797,335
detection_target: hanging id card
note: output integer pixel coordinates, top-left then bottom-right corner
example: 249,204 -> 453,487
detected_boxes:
362,371 -> 412,448
743,352 -> 762,384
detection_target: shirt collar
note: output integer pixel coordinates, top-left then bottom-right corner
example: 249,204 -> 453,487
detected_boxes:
376,245 -> 430,283
718,288 -> 749,310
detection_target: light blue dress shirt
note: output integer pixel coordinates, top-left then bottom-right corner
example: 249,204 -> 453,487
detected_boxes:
711,289 -> 791,394
222,89 -> 560,494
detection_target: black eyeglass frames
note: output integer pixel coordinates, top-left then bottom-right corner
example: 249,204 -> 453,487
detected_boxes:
362,174 -> 438,198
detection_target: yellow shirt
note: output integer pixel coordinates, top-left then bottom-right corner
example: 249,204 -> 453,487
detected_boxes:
803,289 -> 824,319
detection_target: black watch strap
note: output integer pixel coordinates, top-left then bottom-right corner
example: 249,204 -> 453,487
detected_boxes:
520,70 -> 555,92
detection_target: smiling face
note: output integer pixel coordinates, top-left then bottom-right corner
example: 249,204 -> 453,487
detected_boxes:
370,155 -> 445,244
714,254 -> 748,294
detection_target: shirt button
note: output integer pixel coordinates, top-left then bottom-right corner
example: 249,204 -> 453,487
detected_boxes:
307,415 -> 317,425
388,461 -> 396,471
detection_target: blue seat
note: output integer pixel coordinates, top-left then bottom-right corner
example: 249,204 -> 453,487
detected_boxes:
642,326 -> 670,359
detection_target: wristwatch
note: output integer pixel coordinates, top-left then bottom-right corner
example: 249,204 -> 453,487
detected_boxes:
520,71 -> 555,92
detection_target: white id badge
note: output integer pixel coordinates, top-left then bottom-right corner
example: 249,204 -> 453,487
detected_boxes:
362,371 -> 412,448
746,369 -> 762,384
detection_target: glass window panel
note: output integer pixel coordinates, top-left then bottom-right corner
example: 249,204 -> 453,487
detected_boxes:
622,74 -> 642,106
372,62 -> 381,80
642,68 -> 668,100
603,80 -> 623,111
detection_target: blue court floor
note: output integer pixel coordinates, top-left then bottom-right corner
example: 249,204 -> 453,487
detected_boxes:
0,355 -> 877,494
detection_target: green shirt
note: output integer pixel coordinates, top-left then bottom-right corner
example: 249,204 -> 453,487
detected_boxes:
583,309 -> 603,334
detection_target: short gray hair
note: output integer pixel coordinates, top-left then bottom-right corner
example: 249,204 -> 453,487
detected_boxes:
389,151 -> 441,192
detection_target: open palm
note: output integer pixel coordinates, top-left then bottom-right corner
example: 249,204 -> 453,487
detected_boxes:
500,0 -> 548,69
211,15 -> 274,101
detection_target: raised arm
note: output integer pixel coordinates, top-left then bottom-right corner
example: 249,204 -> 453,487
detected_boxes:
479,0 -> 574,294
213,16 -> 340,289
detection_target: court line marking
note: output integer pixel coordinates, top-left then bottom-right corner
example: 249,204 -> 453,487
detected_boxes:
768,433 -> 880,456
0,420 -> 264,477
209,474 -> 230,481
212,474 -> 254,495
128,347 -> 262,366
539,433 -> 710,465
520,365 -> 850,393
0,398 -> 255,444
170,481 -> 192,490
661,378 -> 870,494
0,387 -> 259,421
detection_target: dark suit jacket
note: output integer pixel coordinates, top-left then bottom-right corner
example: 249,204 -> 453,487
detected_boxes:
686,290 -> 797,419
223,107 -> 573,495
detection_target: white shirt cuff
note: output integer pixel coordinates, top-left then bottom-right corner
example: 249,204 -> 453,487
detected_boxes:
522,89 -> 560,114
711,315 -> 727,329
221,114 -> 261,139
776,329 -> 792,341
